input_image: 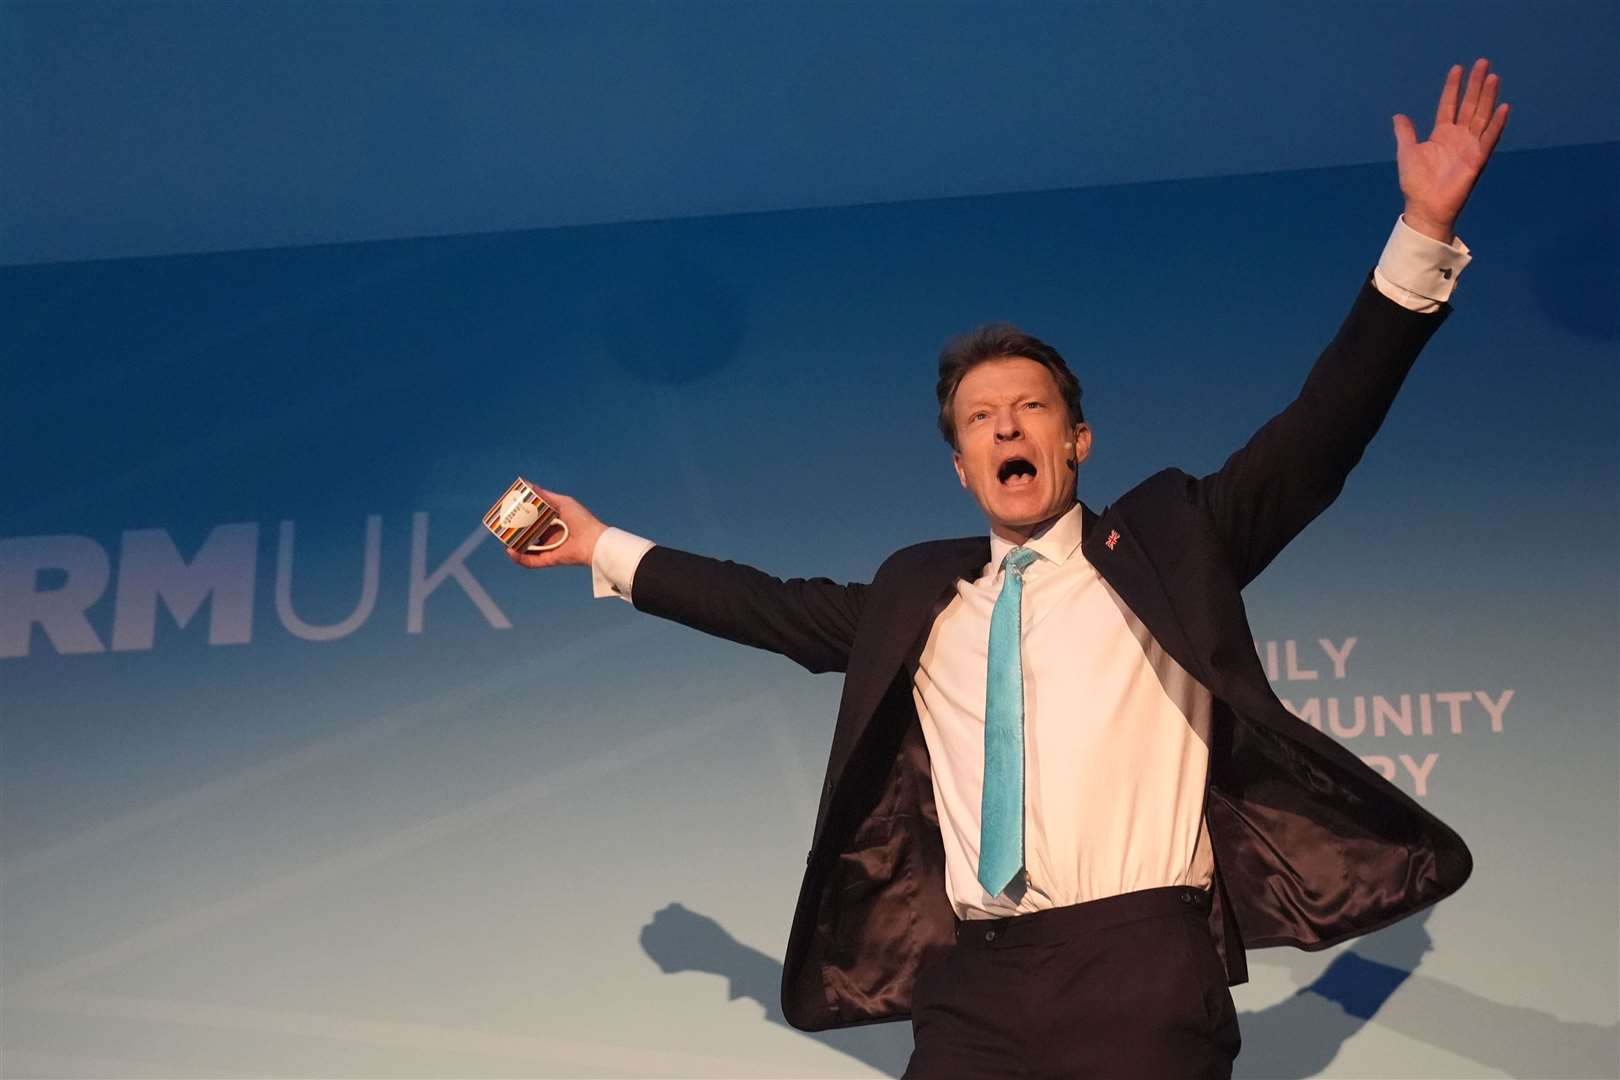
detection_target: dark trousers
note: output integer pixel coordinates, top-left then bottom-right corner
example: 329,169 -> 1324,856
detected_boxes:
904,885 -> 1241,1079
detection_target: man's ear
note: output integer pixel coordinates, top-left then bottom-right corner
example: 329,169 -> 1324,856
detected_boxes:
952,451 -> 968,490
1071,423 -> 1094,467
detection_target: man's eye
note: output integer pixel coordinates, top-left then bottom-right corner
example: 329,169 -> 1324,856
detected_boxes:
1024,401 -> 1043,409
970,412 -> 987,422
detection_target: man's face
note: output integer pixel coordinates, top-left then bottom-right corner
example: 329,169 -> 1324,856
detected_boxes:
950,356 -> 1092,543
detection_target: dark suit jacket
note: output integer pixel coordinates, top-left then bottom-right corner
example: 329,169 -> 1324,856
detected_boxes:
630,271 -> 1472,1031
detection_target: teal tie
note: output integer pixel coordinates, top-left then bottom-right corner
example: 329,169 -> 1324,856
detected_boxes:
979,545 -> 1041,897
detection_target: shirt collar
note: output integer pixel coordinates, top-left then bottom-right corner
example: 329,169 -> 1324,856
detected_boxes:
987,501 -> 1086,576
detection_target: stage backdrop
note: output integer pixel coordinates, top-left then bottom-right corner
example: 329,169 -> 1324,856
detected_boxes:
2,141 -> 1616,1077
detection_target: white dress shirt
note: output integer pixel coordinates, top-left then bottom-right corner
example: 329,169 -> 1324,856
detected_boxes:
588,215 -> 1473,919
915,502 -> 1217,918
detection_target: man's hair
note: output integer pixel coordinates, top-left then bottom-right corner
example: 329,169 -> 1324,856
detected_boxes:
934,323 -> 1085,450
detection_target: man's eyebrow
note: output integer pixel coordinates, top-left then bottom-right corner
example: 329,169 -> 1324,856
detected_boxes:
959,389 -> 1049,410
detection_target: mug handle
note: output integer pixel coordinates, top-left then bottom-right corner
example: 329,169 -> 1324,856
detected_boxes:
524,515 -> 570,554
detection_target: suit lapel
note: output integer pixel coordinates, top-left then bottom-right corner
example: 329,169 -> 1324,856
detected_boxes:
1082,503 -> 1216,695
815,537 -> 984,833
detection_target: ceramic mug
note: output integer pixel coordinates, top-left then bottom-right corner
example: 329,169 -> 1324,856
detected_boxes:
483,476 -> 571,553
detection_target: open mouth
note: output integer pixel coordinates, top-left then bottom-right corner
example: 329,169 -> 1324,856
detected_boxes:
997,457 -> 1037,488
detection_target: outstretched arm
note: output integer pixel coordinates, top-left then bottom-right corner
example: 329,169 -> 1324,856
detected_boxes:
1198,60 -> 1509,585
504,487 -> 867,674
629,544 -> 868,675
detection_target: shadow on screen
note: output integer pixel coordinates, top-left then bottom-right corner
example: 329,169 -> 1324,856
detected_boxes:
640,902 -> 1618,1079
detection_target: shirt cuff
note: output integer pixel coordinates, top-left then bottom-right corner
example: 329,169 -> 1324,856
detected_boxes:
590,526 -> 655,602
1372,214 -> 1473,313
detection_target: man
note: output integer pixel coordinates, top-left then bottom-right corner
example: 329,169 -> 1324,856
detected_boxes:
508,60 -> 1509,1079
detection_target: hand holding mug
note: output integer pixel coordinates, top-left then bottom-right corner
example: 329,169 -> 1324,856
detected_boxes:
482,477 -> 606,569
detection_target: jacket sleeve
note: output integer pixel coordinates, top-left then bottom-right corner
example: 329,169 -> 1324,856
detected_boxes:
1196,270 -> 1451,587
628,545 -> 869,674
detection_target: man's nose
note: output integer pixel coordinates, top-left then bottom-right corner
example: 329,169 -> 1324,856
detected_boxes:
994,415 -> 1022,441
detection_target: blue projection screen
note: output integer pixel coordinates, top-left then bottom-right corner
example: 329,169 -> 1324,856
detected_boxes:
2,142 -> 1616,1077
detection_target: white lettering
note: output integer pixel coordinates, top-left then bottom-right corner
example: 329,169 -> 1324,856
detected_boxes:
1474,689 -> 1514,733
1258,640 -> 1280,681
1372,694 -> 1413,738
1319,637 -> 1357,679
1434,691 -> 1472,735
1400,752 -> 1438,796
407,513 -> 510,635
0,535 -> 111,657
1284,640 -> 1319,681
275,516 -> 382,642
1329,696 -> 1364,738
110,525 -> 258,651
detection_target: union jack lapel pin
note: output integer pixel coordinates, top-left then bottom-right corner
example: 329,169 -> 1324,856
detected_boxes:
1105,529 -> 1121,551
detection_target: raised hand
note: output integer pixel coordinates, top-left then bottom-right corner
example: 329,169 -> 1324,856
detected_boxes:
503,487 -> 607,570
1392,58 -> 1510,244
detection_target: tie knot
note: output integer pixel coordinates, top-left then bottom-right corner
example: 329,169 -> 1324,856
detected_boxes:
1002,546 -> 1040,578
